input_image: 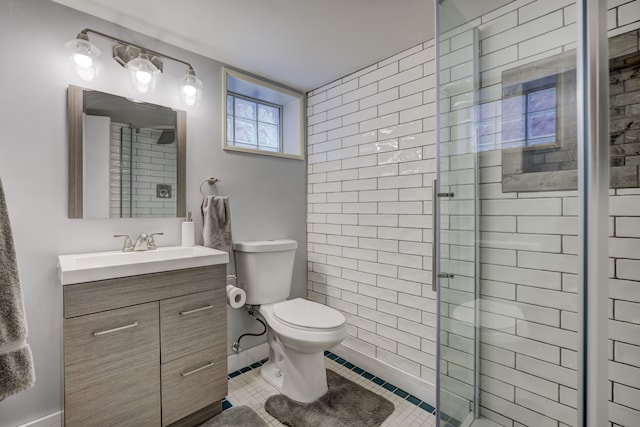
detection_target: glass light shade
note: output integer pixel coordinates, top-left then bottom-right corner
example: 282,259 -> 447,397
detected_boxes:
65,37 -> 101,81
125,56 -> 160,94
180,70 -> 203,107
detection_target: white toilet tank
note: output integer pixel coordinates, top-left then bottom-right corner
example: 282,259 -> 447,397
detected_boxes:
233,239 -> 297,305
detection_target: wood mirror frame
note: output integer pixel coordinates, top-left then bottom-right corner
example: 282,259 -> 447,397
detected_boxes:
67,85 -> 186,218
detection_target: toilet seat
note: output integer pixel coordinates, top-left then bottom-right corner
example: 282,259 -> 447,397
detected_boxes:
273,298 -> 345,332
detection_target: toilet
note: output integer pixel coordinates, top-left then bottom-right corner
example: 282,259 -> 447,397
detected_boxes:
233,239 -> 347,403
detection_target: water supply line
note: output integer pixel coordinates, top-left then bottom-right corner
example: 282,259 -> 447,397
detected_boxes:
232,305 -> 267,352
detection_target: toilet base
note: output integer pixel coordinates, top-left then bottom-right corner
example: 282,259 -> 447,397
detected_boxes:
260,329 -> 328,403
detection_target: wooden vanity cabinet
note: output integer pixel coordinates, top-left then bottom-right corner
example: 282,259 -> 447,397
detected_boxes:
62,265 -> 228,427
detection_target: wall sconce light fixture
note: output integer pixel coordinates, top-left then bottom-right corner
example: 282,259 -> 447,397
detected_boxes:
65,28 -> 203,106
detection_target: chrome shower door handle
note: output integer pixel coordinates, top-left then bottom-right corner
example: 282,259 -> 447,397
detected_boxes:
432,180 -> 438,292
432,179 -> 455,293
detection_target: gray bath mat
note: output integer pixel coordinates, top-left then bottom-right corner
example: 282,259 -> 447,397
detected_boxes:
265,369 -> 395,427
199,405 -> 268,427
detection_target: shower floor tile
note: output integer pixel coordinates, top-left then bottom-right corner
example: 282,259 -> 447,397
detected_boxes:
225,355 -> 437,426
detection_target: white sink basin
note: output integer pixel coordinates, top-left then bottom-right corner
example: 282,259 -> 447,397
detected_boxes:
58,245 -> 229,285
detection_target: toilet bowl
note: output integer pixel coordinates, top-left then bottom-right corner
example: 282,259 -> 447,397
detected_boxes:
258,298 -> 347,403
233,239 -> 347,403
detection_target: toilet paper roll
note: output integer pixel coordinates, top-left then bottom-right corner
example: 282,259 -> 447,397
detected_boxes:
226,284 -> 247,309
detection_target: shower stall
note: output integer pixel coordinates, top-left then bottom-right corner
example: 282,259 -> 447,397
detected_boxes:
306,1 -> 638,426
435,0 -> 636,426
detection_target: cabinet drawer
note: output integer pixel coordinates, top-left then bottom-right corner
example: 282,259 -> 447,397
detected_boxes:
160,288 -> 226,363
64,264 -> 226,318
161,348 -> 227,426
64,302 -> 160,426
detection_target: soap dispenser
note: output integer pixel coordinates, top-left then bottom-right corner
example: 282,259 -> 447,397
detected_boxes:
182,211 -> 195,247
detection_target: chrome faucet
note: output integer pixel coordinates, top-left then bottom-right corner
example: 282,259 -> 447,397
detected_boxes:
114,232 -> 164,251
113,234 -> 133,251
147,232 -> 164,250
132,234 -> 151,251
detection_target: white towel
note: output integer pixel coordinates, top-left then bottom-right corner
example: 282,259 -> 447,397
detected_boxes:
0,178 -> 35,400
201,195 -> 233,253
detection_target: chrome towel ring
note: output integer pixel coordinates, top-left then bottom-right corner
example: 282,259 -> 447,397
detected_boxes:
199,177 -> 220,196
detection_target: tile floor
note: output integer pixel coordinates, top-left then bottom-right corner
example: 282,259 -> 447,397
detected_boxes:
224,352 -> 447,427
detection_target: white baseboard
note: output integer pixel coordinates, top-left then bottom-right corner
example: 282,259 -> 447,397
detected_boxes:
227,342 -> 269,373
17,411 -> 61,427
330,343 -> 436,407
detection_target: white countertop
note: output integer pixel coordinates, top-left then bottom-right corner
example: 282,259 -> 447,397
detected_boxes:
57,245 -> 229,285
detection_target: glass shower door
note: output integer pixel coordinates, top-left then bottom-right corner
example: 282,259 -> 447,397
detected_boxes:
434,1 -> 602,426
435,12 -> 480,426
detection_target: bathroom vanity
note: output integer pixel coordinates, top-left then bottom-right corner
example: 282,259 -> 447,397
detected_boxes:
58,246 -> 229,427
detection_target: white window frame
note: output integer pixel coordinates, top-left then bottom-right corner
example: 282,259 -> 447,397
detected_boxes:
222,68 -> 305,160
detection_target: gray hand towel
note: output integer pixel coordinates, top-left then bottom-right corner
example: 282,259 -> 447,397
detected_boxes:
0,178 -> 35,400
201,195 -> 233,252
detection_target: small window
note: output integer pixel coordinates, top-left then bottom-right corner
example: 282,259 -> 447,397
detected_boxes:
223,68 -> 304,160
227,93 -> 282,152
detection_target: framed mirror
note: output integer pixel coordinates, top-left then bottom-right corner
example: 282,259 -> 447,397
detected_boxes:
68,85 -> 186,218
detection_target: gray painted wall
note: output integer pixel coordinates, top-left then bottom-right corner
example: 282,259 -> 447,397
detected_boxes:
0,0 -> 307,425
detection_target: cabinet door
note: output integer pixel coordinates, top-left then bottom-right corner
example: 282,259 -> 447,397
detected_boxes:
64,302 -> 160,426
160,288 -> 226,363
161,348 -> 227,426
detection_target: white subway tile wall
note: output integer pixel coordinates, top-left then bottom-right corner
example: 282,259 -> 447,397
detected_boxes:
307,38 -> 438,392
109,123 -> 177,218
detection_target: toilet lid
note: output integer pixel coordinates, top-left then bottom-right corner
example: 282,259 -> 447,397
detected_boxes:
273,298 -> 345,330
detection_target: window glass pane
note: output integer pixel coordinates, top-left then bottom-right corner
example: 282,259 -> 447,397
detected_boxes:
227,95 -> 234,115
501,116 -> 526,143
502,95 -> 525,117
235,98 -> 256,120
258,104 -> 279,124
235,118 -> 257,144
258,123 -> 279,149
527,87 -> 556,112
527,110 -> 556,142
227,115 -> 234,142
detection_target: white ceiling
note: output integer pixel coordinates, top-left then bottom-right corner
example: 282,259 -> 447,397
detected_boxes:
51,0 -> 514,92
52,0 -> 433,92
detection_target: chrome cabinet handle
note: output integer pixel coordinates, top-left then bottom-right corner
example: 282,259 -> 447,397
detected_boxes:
181,361 -> 215,377
93,321 -> 139,336
180,305 -> 213,316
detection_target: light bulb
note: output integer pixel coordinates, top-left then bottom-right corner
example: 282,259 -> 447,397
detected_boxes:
73,53 -> 93,68
182,84 -> 197,97
180,68 -> 203,106
126,55 -> 159,94
136,70 -> 153,84
65,33 -> 101,81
